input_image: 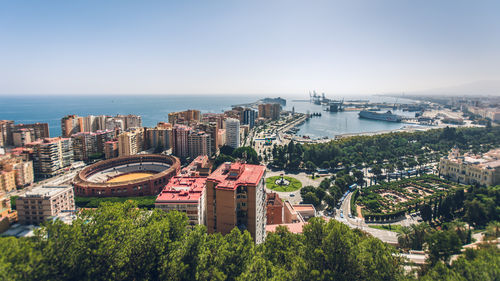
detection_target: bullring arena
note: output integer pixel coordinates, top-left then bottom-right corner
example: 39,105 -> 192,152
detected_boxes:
73,154 -> 180,197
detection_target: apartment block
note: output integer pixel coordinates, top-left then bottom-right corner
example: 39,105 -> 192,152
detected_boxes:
225,118 -> 240,149
146,127 -> 172,152
0,120 -> 14,147
168,110 -> 201,125
26,137 -> 73,178
258,103 -> 281,120
155,176 -> 207,226
188,131 -> 212,159
0,170 -> 16,192
13,123 -> 50,140
172,124 -> 192,158
12,128 -> 34,147
0,154 -> 34,188
16,185 -> 75,225
206,162 -> 266,243
118,127 -> 144,156
104,140 -> 119,159
61,115 -> 82,137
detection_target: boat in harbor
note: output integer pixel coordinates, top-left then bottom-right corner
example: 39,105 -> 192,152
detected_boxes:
359,110 -> 402,122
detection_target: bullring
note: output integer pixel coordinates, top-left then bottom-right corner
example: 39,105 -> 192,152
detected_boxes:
73,154 -> 180,197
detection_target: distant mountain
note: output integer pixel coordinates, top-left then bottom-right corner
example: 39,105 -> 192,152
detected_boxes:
411,80 -> 500,96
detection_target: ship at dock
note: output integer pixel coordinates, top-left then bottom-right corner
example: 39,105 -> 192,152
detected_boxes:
359,110 -> 402,122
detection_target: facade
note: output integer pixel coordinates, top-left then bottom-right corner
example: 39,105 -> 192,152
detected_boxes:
155,176 -> 207,226
439,147 -> 500,186
0,170 -> 16,193
467,106 -> 500,122
242,108 -> 257,128
0,154 -> 34,188
26,137 -> 73,178
0,120 -> 14,147
225,118 -> 240,149
188,131 -> 212,159
168,110 -> 201,125
118,127 -> 144,156
258,103 -> 281,120
16,185 -> 75,225
12,128 -> 34,147
172,124 -> 192,158
13,123 -> 50,140
72,132 -> 97,161
61,115 -> 82,137
104,140 -> 119,159
194,122 -> 219,156
206,162 -> 266,243
146,127 -> 172,152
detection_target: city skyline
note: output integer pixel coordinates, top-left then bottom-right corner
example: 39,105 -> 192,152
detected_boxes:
1,0 -> 499,96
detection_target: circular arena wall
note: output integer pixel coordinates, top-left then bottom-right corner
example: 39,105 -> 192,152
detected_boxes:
73,154 -> 181,197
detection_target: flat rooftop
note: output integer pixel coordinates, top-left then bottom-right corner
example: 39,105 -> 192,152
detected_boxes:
156,176 -> 206,204
23,185 -> 72,198
207,162 -> 266,190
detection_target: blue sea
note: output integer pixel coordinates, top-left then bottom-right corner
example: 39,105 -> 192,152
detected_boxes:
0,94 -> 421,139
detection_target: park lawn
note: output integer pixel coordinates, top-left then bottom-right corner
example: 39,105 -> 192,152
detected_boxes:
368,224 -> 406,234
266,176 -> 302,192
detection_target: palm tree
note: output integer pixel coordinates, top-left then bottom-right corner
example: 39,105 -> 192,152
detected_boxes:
484,221 -> 500,241
397,226 -> 413,251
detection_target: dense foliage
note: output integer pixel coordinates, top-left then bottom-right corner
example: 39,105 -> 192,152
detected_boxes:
0,202 -> 405,281
420,245 -> 500,281
74,196 -> 157,209
214,146 -> 260,168
271,126 -> 500,170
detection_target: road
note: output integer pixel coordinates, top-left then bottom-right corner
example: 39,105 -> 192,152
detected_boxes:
335,191 -> 398,245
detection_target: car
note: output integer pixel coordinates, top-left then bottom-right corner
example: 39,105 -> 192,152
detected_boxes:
289,194 -> 295,197
348,214 -> 353,218
340,213 -> 344,219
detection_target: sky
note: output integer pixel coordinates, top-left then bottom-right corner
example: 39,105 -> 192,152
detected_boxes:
0,0 -> 499,96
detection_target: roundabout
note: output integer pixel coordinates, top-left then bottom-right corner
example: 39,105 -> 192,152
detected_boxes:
265,174 -> 302,192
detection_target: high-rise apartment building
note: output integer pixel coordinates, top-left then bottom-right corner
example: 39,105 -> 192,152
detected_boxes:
104,140 -> 119,159
242,108 -> 257,128
118,128 -> 144,156
188,131 -> 212,159
168,110 -> 201,125
206,162 -> 267,243
12,128 -> 34,147
225,118 -> 240,149
155,156 -> 212,226
16,185 -> 75,225
258,103 -> 281,120
26,137 -> 73,178
0,170 -> 16,193
13,123 -> 50,140
146,127 -> 172,152
105,118 -> 125,132
0,155 -> 34,188
71,132 -> 97,161
0,120 -> 14,147
61,115 -> 82,137
172,124 -> 192,158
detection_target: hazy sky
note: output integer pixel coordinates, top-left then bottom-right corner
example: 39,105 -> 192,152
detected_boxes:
1,0 -> 499,96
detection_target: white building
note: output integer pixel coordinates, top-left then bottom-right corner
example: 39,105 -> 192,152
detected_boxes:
225,118 -> 240,149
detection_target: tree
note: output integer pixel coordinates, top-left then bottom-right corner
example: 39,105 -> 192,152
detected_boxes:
351,169 -> 364,186
219,145 -> 234,156
302,192 -> 321,208
426,230 -> 462,265
420,203 -> 433,223
232,146 -> 259,164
